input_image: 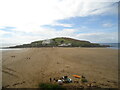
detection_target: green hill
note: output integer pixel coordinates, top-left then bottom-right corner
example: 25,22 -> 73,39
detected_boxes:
10,37 -> 110,48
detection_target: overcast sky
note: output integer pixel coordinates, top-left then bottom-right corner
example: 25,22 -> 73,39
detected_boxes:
0,0 -> 119,47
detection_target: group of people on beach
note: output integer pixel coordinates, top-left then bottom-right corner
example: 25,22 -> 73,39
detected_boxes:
49,76 -> 72,85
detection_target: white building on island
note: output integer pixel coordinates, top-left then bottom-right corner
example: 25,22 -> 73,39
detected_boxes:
42,39 -> 53,45
58,43 -> 71,46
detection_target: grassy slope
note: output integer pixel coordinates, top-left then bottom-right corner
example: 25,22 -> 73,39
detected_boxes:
10,37 -> 109,48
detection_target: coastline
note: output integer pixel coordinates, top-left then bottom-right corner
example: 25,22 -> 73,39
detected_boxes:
0,46 -> 118,51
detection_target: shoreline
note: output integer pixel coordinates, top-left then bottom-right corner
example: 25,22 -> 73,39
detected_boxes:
0,46 -> 118,51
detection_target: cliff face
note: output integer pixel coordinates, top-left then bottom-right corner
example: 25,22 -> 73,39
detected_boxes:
9,37 -> 110,48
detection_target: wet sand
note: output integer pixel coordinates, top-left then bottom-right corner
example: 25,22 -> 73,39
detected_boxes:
2,48 -> 118,88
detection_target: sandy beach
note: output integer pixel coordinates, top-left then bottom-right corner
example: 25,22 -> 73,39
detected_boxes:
2,48 -> 118,88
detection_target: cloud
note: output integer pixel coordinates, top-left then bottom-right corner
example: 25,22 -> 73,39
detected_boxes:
0,28 -> 77,46
50,23 -> 73,27
0,0 -> 118,28
0,27 -> 118,47
0,30 -> 8,36
0,0 -> 118,46
75,32 -> 118,43
102,23 -> 114,27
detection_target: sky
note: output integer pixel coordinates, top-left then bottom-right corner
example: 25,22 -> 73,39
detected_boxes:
0,0 -> 119,47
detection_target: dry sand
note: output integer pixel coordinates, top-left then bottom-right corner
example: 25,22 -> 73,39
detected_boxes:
2,48 -> 118,88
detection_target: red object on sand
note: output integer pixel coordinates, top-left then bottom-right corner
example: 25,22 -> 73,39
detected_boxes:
73,75 -> 81,78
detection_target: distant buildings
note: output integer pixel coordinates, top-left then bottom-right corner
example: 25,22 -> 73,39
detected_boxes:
42,39 -> 72,47
58,43 -> 71,46
42,39 -> 53,45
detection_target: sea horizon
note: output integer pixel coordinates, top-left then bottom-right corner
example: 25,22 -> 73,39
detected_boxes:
99,43 -> 119,49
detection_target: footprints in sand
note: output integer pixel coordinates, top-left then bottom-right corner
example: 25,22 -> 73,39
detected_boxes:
57,62 -> 60,64
3,67 -> 16,72
11,55 -> 31,60
2,67 -> 27,88
11,56 -> 15,58
2,70 -> 18,78
2,67 -> 26,88
3,81 -> 26,88
2,67 -> 18,78
65,65 -> 70,68
26,57 -> 31,60
3,85 -> 10,88
12,81 -> 25,86
56,61 -> 71,69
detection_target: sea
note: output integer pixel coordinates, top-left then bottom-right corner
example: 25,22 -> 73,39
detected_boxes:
99,43 -> 119,49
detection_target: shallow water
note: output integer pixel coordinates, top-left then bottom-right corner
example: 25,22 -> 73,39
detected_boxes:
99,43 -> 119,49
0,48 -> 22,51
